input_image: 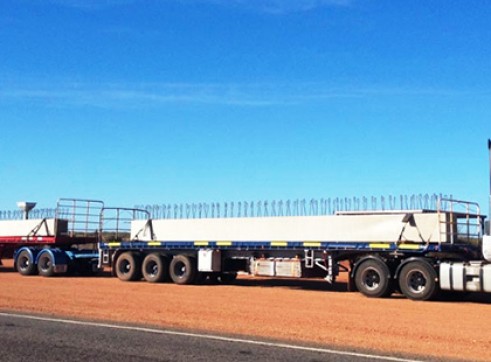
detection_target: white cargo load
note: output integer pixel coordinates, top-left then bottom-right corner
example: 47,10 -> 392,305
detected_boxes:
131,211 -> 448,243
0,218 -> 67,237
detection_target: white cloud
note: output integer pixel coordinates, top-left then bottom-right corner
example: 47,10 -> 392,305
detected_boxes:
42,0 -> 352,13
43,0 -> 135,10
206,0 -> 352,14
0,81 -> 470,109
0,81 -> 355,108
0,82 -> 289,108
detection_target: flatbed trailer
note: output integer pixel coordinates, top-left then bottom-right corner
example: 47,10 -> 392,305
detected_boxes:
97,197 -> 491,301
0,198 -> 103,276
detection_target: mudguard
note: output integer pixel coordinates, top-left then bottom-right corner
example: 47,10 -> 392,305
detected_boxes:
35,248 -> 70,274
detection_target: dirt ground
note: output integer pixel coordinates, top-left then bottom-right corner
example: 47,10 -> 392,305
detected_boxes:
1,259 -> 490,361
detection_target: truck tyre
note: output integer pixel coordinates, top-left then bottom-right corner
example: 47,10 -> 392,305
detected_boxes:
169,255 -> 196,285
142,253 -> 168,283
37,252 -> 55,277
115,252 -> 142,282
398,261 -> 438,301
16,250 -> 37,276
355,259 -> 393,298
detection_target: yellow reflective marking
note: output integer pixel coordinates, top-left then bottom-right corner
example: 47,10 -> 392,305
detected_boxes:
107,242 -> 121,247
216,241 -> 232,246
398,244 -> 421,250
147,242 -> 161,246
194,241 -> 209,246
303,242 -> 321,247
271,241 -> 287,247
370,243 -> 391,249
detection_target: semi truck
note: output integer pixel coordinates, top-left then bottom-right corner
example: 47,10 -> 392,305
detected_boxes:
2,140 -> 491,301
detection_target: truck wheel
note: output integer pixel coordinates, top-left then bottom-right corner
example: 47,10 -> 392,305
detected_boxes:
355,259 -> 393,298
115,252 -> 142,281
142,253 -> 168,283
16,250 -> 37,276
398,261 -> 438,301
37,252 -> 55,277
169,255 -> 196,285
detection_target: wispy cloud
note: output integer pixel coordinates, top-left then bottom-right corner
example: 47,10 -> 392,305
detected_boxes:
43,0 -> 352,13
195,0 -> 352,14
45,0 -> 136,10
0,82 -> 284,108
0,81 -> 473,109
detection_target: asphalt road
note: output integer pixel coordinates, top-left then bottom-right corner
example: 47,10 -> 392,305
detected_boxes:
0,312 -> 424,362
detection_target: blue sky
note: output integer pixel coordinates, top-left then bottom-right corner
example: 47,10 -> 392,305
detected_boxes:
1,0 -> 490,215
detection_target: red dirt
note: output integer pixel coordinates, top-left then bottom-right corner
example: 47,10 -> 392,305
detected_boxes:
1,259 -> 490,361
